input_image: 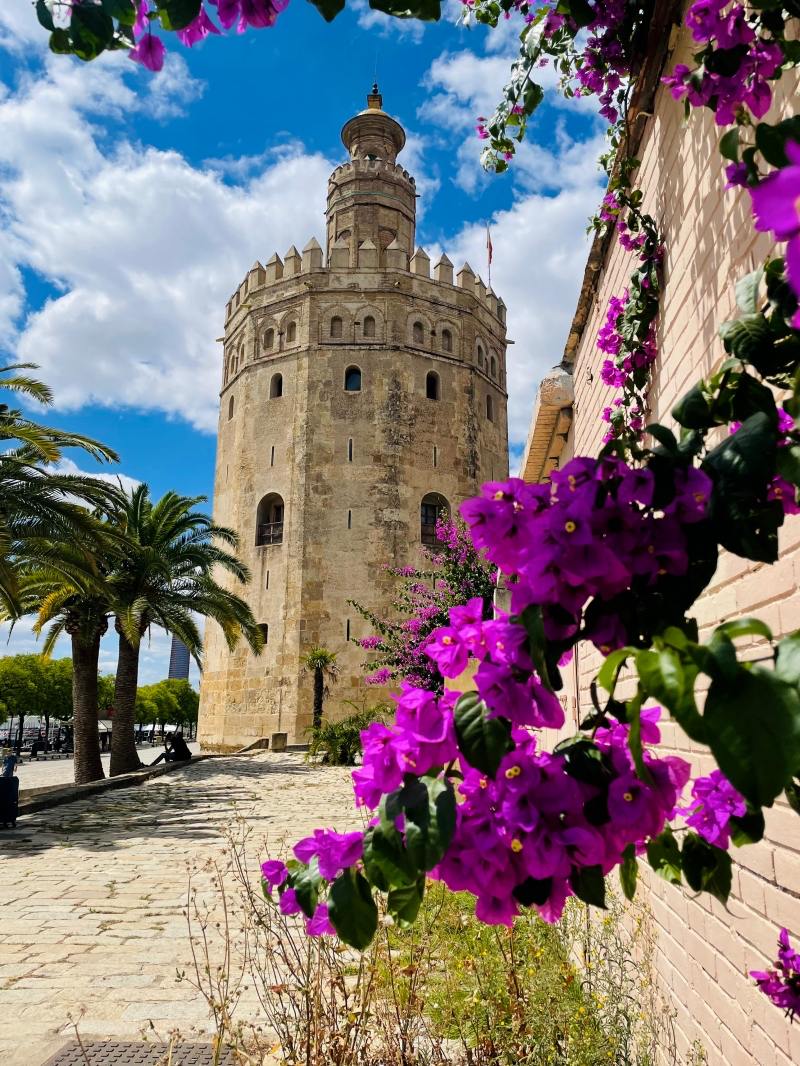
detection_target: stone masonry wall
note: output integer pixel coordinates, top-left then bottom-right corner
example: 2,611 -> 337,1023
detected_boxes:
559,21 -> 800,1066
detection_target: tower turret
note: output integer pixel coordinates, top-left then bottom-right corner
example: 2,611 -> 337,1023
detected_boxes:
326,85 -> 417,266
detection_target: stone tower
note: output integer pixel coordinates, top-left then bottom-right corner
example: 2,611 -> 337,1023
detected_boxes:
199,88 -> 510,749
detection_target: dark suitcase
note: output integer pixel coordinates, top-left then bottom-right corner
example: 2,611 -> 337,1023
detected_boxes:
0,776 -> 19,827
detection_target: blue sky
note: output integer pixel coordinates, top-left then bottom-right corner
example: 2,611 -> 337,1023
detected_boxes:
0,0 -> 606,682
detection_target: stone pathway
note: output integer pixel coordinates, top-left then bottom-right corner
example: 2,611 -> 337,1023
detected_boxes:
0,753 -> 357,1066
14,743 -> 201,792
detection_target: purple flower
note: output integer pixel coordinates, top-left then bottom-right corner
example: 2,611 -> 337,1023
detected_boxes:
294,828 -> 364,881
751,928 -> 800,1020
260,859 -> 288,892
680,770 -> 746,849
750,141 -> 800,325
177,5 -> 221,45
425,627 -> 469,677
305,903 -> 335,937
128,32 -> 165,71
278,887 -> 301,916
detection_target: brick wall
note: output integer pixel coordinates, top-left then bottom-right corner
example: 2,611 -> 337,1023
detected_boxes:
559,21 -> 800,1066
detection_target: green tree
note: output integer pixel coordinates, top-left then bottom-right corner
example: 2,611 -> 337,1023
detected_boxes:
160,678 -> 199,738
0,654 -> 45,754
105,485 -> 262,776
0,363 -> 117,617
301,647 -> 340,731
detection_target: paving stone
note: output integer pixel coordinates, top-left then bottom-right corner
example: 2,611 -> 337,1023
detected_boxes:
0,752 -> 357,1066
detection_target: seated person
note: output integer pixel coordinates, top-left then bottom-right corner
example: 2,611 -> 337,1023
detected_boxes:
168,732 -> 191,761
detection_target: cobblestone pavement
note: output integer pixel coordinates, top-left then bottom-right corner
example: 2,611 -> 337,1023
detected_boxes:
0,753 -> 357,1066
15,743 -> 201,792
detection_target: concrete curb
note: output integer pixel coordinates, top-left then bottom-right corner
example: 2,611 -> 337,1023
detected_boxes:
17,749 -> 262,816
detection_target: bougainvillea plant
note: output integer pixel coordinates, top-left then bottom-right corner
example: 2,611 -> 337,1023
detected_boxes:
40,0 -> 800,1022
349,517 -> 496,692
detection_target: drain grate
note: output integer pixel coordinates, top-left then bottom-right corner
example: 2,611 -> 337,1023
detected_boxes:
41,1041 -> 237,1065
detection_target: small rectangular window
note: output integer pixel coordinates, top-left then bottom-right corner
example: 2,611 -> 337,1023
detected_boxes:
270,445 -> 275,467
347,509 -> 352,529
265,570 -> 270,590
348,438 -> 353,462
346,618 -> 351,641
433,445 -> 438,468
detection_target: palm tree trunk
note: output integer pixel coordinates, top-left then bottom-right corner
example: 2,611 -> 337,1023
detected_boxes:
71,631 -> 105,784
110,627 -> 143,776
313,668 -> 324,730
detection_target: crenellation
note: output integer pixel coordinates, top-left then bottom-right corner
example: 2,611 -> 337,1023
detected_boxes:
264,254 -> 283,284
283,245 -> 301,275
202,89 -> 509,749
433,253 -> 453,286
302,237 -> 323,272
410,246 -> 430,278
457,262 -> 476,290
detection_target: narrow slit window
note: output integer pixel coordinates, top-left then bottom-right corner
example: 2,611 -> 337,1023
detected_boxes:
433,445 -> 438,468
347,509 -> 352,529
426,371 -> 440,401
346,618 -> 351,641
264,328 -> 274,350
270,373 -> 283,399
228,396 -> 235,420
348,438 -> 353,462
270,445 -> 275,467
486,394 -> 494,421
413,320 -> 424,345
258,623 -> 269,645
441,328 -> 453,353
265,570 -> 270,590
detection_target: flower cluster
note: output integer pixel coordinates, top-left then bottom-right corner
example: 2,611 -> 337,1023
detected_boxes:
751,929 -> 800,1021
433,707 -> 690,925
460,459 -> 712,653
749,141 -> 800,328
570,0 -> 629,124
129,0 -> 288,71
596,290 -> 657,430
663,2 -> 784,125
679,769 -> 746,849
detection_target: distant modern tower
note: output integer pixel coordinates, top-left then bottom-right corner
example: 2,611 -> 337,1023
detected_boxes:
199,87 -> 510,749
168,635 -> 190,680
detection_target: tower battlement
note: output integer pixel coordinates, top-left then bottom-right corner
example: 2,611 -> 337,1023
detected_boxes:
201,89 -> 510,750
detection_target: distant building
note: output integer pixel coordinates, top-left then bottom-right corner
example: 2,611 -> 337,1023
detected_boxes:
167,635 -> 190,680
199,87 -> 510,749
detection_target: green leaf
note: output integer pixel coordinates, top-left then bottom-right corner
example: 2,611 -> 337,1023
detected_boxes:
155,0 -> 202,30
775,632 -> 800,685
288,859 -> 320,920
388,774 -> 456,871
719,127 -> 740,163
519,604 -> 552,690
729,808 -> 765,847
636,648 -> 707,744
513,876 -> 553,907
704,666 -> 800,808
555,736 -> 608,787
101,0 -> 138,23
755,118 -> 800,168
69,4 -> 115,60
718,313 -> 772,365
367,0 -> 441,18
672,384 -> 713,430
597,647 -> 635,696
786,780 -> 800,815
569,865 -> 606,909
646,827 -> 682,885
735,267 -> 764,316
328,869 -> 378,950
646,423 -> 679,455
362,825 -> 419,891
681,833 -> 732,905
713,618 -> 773,644
619,843 -> 638,901
49,28 -> 73,53
36,0 -> 55,31
453,691 -> 514,777
387,876 -> 425,928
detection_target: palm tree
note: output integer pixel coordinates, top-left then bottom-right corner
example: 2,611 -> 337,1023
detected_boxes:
0,363 -> 118,617
302,646 -> 340,730
106,484 -> 263,776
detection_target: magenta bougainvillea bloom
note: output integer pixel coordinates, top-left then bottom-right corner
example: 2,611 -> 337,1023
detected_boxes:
260,859 -> 288,892
749,141 -> 800,326
128,32 -> 166,71
305,903 -> 335,937
680,770 -> 746,849
751,928 -> 800,1020
177,6 -> 222,45
293,828 -> 364,882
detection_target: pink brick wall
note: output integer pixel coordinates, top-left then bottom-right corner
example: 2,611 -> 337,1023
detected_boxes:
560,22 -> 800,1066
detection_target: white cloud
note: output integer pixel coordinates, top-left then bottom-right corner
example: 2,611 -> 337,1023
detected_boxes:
53,457 -> 142,498
351,0 -> 427,42
443,147 -> 604,450
0,53 -> 330,431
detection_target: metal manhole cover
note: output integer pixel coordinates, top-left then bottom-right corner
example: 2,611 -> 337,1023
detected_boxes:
41,1042 -> 237,1065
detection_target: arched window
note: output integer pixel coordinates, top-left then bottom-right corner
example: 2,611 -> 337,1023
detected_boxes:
486,394 -> 494,421
441,328 -> 453,353
420,493 -> 450,546
270,373 -> 283,399
344,365 -> 362,392
286,321 -> 297,344
490,355 -> 497,378
256,494 -> 285,546
258,623 -> 269,645
413,321 -> 424,345
330,316 -> 343,339
477,344 -> 485,370
363,315 -> 376,338
426,371 -> 440,401
228,395 -> 234,420
264,328 -> 274,350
